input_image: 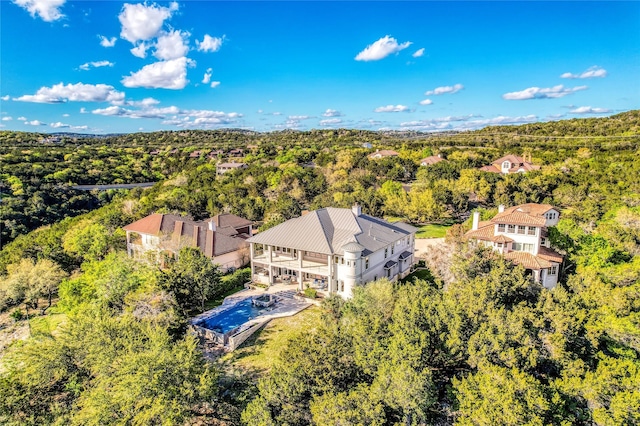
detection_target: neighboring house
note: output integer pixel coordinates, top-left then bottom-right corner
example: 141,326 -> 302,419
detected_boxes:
465,203 -> 563,289
419,154 -> 445,166
480,154 -> 540,174
217,162 -> 248,175
368,149 -> 399,160
123,213 -> 253,271
362,142 -> 373,149
189,150 -> 202,158
207,149 -> 224,159
247,204 -> 418,298
228,148 -> 244,157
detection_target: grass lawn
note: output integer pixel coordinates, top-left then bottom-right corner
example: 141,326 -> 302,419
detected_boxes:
400,268 -> 436,284
416,223 -> 451,238
218,306 -> 322,378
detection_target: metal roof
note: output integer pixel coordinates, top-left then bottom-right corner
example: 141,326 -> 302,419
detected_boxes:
247,207 -> 417,255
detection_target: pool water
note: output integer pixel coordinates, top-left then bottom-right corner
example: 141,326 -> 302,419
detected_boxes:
197,298 -> 262,334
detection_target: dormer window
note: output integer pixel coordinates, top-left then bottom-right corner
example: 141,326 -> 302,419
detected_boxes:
502,161 -> 510,169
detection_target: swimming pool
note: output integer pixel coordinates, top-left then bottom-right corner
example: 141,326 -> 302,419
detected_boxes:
196,298 -> 262,334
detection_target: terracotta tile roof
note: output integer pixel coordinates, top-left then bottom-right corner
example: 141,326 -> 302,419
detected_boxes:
420,155 -> 444,165
504,251 -> 553,270
491,204 -> 556,226
537,246 -> 564,263
481,154 -> 541,174
480,164 -> 501,173
492,234 -> 514,243
368,149 -> 399,159
464,221 -> 494,240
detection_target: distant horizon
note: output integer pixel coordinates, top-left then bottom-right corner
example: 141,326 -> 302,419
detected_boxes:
2,1 -> 639,134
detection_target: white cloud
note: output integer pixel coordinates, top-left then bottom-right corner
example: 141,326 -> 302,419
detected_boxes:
13,0 -> 65,22
25,120 -> 45,126
128,97 -> 160,107
17,116 -> 27,121
122,57 -> 194,90
1,95 -> 9,101
62,113 -> 70,117
425,84 -> 464,96
355,36 -> 412,61
92,104 -> 242,128
130,43 -> 149,58
210,81 -> 221,88
561,66 -> 607,79
118,2 -> 177,44
419,99 -> 433,105
319,118 -> 342,126
399,114 -> 537,131
322,109 -> 343,117
1,117 -> 12,121
15,82 -> 125,104
154,30 -> 190,61
374,104 -> 410,113
92,105 -> 179,119
569,106 -> 611,114
79,60 -> 115,71
99,35 -> 117,47
412,48 -> 425,58
196,34 -> 223,52
50,122 -> 69,128
502,85 -> 588,100
202,68 -> 212,84
288,115 -> 313,121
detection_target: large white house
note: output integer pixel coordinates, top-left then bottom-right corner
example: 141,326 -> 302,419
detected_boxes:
465,203 -> 564,289
247,205 -> 418,298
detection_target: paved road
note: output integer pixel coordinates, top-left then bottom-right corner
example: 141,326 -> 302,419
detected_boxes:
71,182 -> 156,191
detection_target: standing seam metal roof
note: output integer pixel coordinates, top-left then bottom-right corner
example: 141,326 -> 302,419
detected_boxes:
247,208 -> 417,255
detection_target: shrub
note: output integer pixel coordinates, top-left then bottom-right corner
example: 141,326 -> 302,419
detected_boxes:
10,309 -> 24,322
304,288 -> 317,299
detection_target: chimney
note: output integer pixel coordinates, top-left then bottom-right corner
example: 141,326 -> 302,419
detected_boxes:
173,221 -> 184,243
193,225 -> 199,247
208,220 -> 216,231
498,204 -> 505,213
437,154 -> 441,158
472,211 -> 480,231
205,230 -> 215,258
352,203 -> 362,217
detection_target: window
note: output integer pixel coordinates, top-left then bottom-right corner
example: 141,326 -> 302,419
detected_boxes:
341,257 -> 344,264
497,242 -> 503,248
548,265 -> 557,275
391,245 -> 395,255
513,243 -> 535,253
365,257 -> 369,270
384,248 -> 388,259
517,225 -> 526,235
498,224 -> 506,232
340,281 -> 344,292
502,161 -> 510,169
507,224 -> 516,233
387,268 -> 391,277
334,256 -> 338,263
527,226 -> 536,236
541,237 -> 547,246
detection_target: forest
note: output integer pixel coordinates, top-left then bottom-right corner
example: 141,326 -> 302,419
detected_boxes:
0,110 -> 639,425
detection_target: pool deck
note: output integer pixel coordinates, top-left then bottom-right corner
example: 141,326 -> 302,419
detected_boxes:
191,283 -> 312,352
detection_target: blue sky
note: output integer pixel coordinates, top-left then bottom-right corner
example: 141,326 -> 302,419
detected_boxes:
1,1 -> 639,134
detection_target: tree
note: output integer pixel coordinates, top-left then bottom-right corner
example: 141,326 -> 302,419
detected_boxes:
159,247 -> 220,315
453,363 -> 554,426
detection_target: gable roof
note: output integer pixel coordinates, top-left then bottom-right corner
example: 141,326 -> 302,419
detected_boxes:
124,213 -> 250,257
420,155 -> 444,165
504,251 -> 553,270
491,204 -> 556,226
491,154 -> 541,173
247,207 -> 417,255
368,149 -> 399,159
207,213 -> 253,230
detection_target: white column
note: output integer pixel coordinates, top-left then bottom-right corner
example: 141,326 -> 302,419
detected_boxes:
327,255 -> 333,293
298,252 -> 304,291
